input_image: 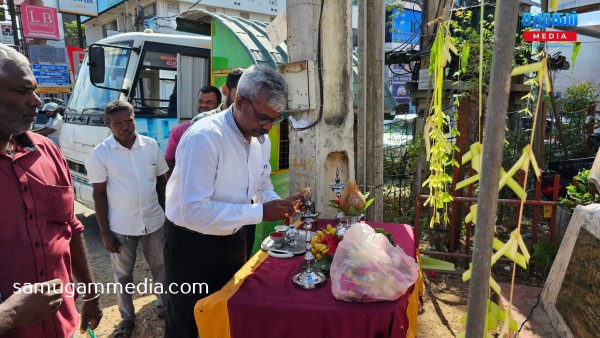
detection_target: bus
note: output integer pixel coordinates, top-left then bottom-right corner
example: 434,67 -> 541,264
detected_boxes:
60,31 -> 290,210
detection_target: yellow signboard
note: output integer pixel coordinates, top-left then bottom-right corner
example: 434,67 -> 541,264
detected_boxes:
544,205 -> 553,218
36,87 -> 71,94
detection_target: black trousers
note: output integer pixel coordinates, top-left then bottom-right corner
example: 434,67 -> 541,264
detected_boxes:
245,223 -> 256,259
163,223 -> 247,338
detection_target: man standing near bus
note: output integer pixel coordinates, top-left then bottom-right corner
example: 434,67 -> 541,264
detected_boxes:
163,65 -> 299,338
85,100 -> 169,338
164,85 -> 221,178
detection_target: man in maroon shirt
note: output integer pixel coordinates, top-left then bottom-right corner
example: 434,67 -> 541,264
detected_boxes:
0,45 -> 103,337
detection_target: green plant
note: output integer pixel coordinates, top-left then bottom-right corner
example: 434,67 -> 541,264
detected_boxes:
64,20 -> 86,47
559,169 -> 600,212
531,240 -> 559,273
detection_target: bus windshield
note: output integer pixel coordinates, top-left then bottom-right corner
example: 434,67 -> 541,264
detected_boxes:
68,41 -> 133,115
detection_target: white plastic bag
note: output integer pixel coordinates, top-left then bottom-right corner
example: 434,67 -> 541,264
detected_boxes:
330,223 -> 420,302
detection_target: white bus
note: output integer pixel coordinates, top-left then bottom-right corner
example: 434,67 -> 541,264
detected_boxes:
60,32 -> 212,209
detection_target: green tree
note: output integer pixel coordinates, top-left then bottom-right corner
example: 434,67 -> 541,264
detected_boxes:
64,20 -> 86,47
556,81 -> 599,158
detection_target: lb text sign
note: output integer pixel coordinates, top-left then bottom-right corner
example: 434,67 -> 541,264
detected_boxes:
21,5 -> 60,40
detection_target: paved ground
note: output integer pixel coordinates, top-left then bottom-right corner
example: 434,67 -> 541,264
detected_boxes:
74,202 -> 164,337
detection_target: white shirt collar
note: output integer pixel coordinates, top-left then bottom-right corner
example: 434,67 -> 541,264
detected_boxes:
225,107 -> 266,145
107,132 -> 145,149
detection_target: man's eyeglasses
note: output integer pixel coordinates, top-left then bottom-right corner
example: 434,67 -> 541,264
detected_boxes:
245,98 -> 287,126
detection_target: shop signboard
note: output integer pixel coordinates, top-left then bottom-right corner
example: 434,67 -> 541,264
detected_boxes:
21,5 -> 60,40
58,0 -> 98,16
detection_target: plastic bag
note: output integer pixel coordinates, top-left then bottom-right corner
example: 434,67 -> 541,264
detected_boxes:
330,223 -> 420,302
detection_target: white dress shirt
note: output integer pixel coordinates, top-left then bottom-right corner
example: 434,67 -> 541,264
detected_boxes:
165,108 -> 281,236
85,133 -> 169,236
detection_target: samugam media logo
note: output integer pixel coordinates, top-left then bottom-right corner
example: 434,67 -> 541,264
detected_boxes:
521,11 -> 578,42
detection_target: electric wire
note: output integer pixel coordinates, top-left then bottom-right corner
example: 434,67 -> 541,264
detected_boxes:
289,0 -> 324,131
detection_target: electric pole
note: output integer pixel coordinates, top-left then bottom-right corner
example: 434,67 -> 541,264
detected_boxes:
287,0 -> 355,218
357,0 -> 385,221
7,0 -> 19,47
135,0 -> 143,31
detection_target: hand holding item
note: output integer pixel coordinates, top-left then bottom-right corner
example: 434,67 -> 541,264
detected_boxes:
263,199 -> 295,221
79,294 -> 103,334
2,279 -> 64,328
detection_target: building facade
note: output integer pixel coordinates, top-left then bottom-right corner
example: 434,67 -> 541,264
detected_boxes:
84,0 -> 285,45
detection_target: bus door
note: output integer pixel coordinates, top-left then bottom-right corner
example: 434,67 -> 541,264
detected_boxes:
176,54 -> 210,120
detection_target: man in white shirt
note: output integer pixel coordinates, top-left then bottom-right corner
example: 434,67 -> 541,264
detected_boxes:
164,65 -> 298,338
33,102 -> 63,145
84,100 -> 169,338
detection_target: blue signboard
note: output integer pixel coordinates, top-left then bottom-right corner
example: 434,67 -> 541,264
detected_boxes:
388,64 -> 412,105
32,62 -> 71,92
386,8 -> 421,45
32,64 -> 68,71
34,71 -> 71,77
37,78 -> 71,84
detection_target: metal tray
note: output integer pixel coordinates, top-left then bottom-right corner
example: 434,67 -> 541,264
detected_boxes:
261,230 -> 313,255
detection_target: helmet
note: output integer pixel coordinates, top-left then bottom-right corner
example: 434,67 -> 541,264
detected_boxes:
42,102 -> 59,112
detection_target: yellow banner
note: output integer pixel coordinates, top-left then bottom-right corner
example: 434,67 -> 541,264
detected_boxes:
36,87 -> 71,94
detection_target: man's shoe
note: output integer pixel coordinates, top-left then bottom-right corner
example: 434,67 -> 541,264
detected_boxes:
113,319 -> 135,338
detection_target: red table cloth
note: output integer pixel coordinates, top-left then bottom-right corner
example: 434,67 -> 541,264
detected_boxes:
195,220 -> 423,338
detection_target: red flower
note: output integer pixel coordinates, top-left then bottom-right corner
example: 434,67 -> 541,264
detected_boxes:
335,196 -> 341,205
323,233 -> 340,254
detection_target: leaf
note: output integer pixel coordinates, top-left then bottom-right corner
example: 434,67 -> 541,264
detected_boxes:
455,173 -> 480,191
511,62 -> 543,76
572,42 -> 582,70
489,277 -> 502,299
513,230 -> 531,262
462,267 -> 471,282
526,145 -> 542,179
421,255 -> 455,271
460,44 -> 470,73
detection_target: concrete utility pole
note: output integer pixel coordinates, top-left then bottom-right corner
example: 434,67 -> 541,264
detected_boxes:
7,0 -> 19,47
287,0 -> 355,218
357,0 -> 385,221
134,0 -> 143,31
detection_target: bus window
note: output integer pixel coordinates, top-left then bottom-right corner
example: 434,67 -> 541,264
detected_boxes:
130,50 -> 177,117
69,42 -> 132,115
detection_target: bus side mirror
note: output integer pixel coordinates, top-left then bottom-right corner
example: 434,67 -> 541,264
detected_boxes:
89,46 -> 106,84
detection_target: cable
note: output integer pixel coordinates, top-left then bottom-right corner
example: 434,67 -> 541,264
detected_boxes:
513,290 -> 542,338
290,0 -> 324,131
186,0 -> 202,11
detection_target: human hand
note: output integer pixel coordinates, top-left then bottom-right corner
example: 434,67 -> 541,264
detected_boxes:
101,231 -> 121,253
262,199 -> 295,221
3,279 -> 63,328
79,296 -> 102,334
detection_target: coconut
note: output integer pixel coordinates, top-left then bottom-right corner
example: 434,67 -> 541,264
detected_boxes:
340,180 -> 366,213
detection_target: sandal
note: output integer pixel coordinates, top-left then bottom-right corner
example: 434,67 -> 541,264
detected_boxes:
113,319 -> 135,338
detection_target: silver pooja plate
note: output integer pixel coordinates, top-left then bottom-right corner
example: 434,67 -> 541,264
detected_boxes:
261,230 -> 314,255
